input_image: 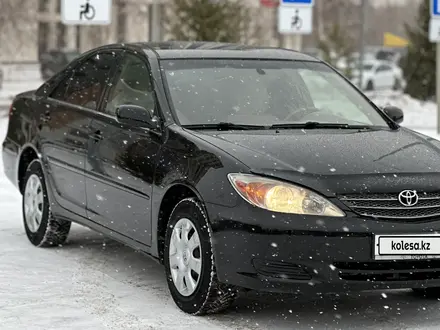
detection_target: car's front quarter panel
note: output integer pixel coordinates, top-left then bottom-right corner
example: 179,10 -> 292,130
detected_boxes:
153,126 -> 248,207
150,126 -> 249,255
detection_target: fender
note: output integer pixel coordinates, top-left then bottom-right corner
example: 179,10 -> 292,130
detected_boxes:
15,142 -> 43,188
151,180 -> 206,258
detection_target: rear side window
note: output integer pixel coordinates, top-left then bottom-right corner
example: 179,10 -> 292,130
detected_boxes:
50,52 -> 118,109
49,73 -> 73,100
64,52 -> 117,109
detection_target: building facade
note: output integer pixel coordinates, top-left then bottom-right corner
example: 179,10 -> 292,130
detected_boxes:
0,0 -> 276,64
0,0 -> 163,63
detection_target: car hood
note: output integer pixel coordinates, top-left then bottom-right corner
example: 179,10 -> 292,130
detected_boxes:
188,127 -> 440,196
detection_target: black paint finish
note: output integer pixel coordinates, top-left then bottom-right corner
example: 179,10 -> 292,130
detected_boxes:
4,42 -> 440,294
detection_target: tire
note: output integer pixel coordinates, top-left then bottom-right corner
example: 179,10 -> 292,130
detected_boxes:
22,159 -> 71,247
366,80 -> 374,91
412,287 -> 440,298
164,198 -> 238,315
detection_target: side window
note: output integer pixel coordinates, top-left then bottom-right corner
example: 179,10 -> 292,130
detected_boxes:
105,53 -> 156,116
49,72 -> 73,100
64,52 -> 117,110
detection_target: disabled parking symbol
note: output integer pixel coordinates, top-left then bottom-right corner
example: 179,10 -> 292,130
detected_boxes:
291,10 -> 302,30
79,0 -> 96,20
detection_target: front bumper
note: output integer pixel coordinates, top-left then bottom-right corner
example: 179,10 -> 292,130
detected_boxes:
207,201 -> 440,294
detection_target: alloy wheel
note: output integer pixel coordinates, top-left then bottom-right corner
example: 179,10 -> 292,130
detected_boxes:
168,217 -> 202,296
23,174 -> 44,233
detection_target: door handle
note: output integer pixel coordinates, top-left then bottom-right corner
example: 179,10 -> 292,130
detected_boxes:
90,129 -> 103,142
40,110 -> 50,123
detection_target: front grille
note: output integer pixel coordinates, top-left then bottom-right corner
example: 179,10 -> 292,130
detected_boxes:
335,261 -> 440,282
339,192 -> 440,220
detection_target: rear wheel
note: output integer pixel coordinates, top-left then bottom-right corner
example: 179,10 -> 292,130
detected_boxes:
366,80 -> 374,91
164,198 -> 238,315
22,159 -> 71,247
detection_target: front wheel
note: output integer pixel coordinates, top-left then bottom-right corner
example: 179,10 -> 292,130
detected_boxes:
164,198 -> 238,315
22,159 -> 71,247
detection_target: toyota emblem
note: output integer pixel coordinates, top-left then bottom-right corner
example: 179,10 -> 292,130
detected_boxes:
398,190 -> 419,207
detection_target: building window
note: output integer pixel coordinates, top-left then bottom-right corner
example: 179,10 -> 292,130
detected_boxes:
38,22 -> 50,58
117,3 -> 126,42
38,0 -> 49,12
56,22 -> 67,49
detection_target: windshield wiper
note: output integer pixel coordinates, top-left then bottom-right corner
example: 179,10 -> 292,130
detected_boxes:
182,122 -> 266,131
269,122 -> 376,129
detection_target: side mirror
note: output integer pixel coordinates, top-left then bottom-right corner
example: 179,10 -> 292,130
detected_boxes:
116,104 -> 158,128
383,105 -> 404,124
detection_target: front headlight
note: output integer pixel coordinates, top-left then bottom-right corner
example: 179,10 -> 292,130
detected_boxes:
228,173 -> 345,217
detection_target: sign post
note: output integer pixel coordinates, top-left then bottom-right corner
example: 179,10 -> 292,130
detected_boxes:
61,0 -> 112,53
61,0 -> 112,25
430,0 -> 440,133
278,0 -> 314,51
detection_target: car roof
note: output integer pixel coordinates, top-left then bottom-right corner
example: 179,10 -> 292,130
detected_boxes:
94,41 -> 321,62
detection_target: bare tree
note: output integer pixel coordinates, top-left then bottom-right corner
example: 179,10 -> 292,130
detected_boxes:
306,0 -> 420,49
318,23 -> 356,76
0,0 -> 37,62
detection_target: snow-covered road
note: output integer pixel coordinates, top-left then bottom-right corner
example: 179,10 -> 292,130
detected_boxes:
2,92 -> 440,329
3,179 -> 440,330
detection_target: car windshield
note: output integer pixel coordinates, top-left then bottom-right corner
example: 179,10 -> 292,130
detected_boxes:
363,64 -> 374,71
161,59 -> 390,128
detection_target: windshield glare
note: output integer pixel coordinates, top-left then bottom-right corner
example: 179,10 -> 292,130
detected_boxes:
161,59 -> 389,128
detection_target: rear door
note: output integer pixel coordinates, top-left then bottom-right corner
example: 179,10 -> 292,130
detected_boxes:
84,51 -> 161,246
39,51 -> 118,217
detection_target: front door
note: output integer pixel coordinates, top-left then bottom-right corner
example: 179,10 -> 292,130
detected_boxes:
85,52 -> 161,246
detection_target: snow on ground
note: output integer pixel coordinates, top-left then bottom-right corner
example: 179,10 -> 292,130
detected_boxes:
2,89 -> 440,329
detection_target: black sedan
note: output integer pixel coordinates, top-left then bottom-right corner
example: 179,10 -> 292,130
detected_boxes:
3,41 -> 440,315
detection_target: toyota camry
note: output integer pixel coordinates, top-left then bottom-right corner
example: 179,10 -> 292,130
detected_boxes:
3,41 -> 440,315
